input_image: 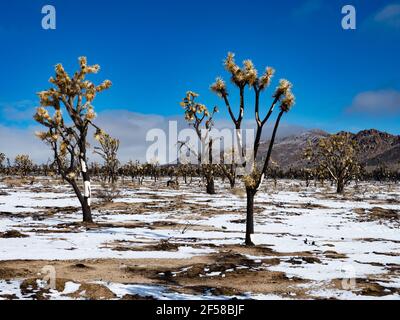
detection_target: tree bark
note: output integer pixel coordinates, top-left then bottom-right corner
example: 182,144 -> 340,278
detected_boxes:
245,188 -> 255,246
336,179 -> 345,194
80,145 -> 93,223
206,175 -> 215,194
69,178 -> 92,223
82,198 -> 93,223
205,138 -> 216,195
81,170 -> 93,223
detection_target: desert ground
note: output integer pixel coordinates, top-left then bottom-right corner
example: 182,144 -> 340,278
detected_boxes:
0,177 -> 399,300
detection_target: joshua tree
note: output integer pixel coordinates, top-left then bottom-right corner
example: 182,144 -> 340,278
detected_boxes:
180,91 -> 219,194
94,133 -> 120,184
34,56 -> 112,223
176,163 -> 194,185
372,164 -> 394,183
38,159 -> 52,177
89,161 -> 102,179
14,154 -> 34,178
145,160 -> 160,183
0,153 -> 5,174
218,147 -> 240,188
124,160 -> 145,184
305,133 -> 360,193
211,52 -> 295,246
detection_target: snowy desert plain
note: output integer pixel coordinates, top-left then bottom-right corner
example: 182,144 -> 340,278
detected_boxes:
0,176 -> 399,300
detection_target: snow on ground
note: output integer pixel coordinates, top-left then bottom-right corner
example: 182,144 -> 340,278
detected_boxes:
0,279 -> 287,300
0,177 -> 399,300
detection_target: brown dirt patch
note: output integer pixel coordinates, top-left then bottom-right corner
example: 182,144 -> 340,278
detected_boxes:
67,283 -> 116,300
20,278 -> 69,300
323,251 -> 348,259
0,230 -> 29,238
330,278 -> 400,297
355,207 -> 399,223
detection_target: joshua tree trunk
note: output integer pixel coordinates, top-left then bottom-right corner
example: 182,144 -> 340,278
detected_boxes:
80,145 -> 93,223
78,133 -> 93,223
82,196 -> 92,223
69,177 -> 93,223
206,175 -> 215,194
81,173 -> 93,223
205,139 -> 216,195
336,179 -> 345,194
245,188 -> 255,246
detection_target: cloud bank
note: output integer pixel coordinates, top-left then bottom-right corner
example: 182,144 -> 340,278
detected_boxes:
0,110 -> 307,165
346,89 -> 400,116
374,4 -> 400,28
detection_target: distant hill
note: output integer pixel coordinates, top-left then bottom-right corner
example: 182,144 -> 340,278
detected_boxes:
349,129 -> 400,169
259,129 -> 400,171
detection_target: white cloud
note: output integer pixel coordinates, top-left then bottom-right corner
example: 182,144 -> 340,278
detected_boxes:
0,110 -> 307,165
0,100 -> 36,122
374,4 -> 400,28
0,124 -> 52,164
346,89 -> 400,115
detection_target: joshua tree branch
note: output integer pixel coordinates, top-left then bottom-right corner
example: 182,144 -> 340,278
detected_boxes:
255,89 -> 261,126
258,110 -> 284,187
222,94 -> 237,125
238,86 -> 245,126
261,96 -> 279,126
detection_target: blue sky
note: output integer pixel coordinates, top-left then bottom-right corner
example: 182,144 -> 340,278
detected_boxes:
0,0 -> 399,145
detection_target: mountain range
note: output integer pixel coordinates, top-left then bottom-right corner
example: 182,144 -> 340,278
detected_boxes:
259,129 -> 400,171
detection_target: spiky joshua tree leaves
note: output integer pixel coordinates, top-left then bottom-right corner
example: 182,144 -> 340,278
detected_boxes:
180,91 -> 218,194
305,133 -> 360,194
34,57 -> 112,223
211,52 -> 295,246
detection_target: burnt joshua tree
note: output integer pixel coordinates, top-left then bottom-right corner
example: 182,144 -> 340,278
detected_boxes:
180,91 -> 218,194
305,133 -> 360,194
34,56 -> 112,223
211,52 -> 295,246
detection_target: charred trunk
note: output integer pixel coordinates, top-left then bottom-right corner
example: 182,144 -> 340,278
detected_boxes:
245,188 -> 255,246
